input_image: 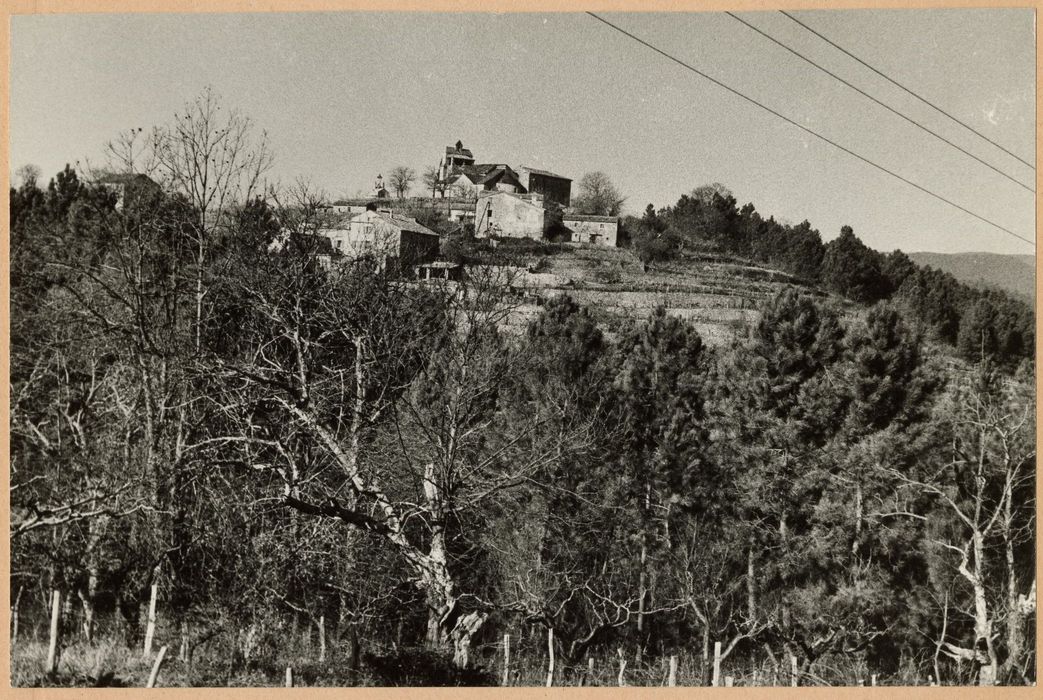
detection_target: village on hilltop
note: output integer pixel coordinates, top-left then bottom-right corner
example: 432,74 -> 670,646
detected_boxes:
313,140 -> 620,274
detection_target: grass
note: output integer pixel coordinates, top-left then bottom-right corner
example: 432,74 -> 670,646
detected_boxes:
10,633 -> 981,688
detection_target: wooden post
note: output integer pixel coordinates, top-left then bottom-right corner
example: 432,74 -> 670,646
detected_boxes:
790,654 -> 798,687
179,621 -> 190,663
858,679 -> 864,687
871,673 -> 878,687
145,645 -> 168,688
318,615 -> 326,663
668,655 -> 678,687
712,641 -> 722,687
545,627 -> 554,687
588,656 -> 595,686
617,647 -> 627,687
11,586 -> 23,648
725,675 -> 734,687
929,675 -> 937,687
501,633 -> 511,687
143,583 -> 158,657
46,590 -> 61,675
285,666 -> 293,688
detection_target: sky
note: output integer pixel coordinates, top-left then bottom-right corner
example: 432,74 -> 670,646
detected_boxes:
9,9 -> 1036,254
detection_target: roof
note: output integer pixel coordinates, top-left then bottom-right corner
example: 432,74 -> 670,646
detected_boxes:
563,214 -> 619,223
445,145 -> 474,159
418,261 -> 461,269
478,190 -> 549,209
519,166 -> 571,181
376,211 -> 439,237
331,198 -> 392,207
95,172 -> 160,188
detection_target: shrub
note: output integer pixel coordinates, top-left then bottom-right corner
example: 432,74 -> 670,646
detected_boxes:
362,648 -> 497,686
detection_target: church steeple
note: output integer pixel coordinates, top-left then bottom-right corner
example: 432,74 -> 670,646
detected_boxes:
372,174 -> 388,198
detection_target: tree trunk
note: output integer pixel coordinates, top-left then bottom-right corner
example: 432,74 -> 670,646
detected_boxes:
852,479 -> 863,559
452,612 -> 486,669
194,238 -> 205,352
1001,485 -> 1027,682
746,540 -> 757,622
970,531 -> 998,686
779,512 -> 790,631
701,623 -> 711,685
636,541 -> 647,666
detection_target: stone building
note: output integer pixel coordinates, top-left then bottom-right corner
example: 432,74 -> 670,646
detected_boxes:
517,167 -> 571,208
95,172 -> 161,211
563,214 -> 619,247
321,206 -> 439,269
475,191 -> 549,240
440,140 -> 475,181
444,163 -> 525,199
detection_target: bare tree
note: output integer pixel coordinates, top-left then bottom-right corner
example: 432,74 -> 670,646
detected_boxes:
15,163 -> 41,189
151,86 -> 274,351
104,127 -> 160,176
422,165 -> 448,198
388,165 -> 416,199
890,367 -> 1035,686
572,171 -> 625,216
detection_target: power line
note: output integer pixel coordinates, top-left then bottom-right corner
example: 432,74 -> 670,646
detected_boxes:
726,11 -> 1033,193
779,9 -> 1035,171
584,12 -> 1034,248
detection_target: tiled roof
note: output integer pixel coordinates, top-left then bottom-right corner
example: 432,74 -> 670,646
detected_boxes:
478,190 -> 550,209
445,145 -> 474,158
378,212 -> 438,237
95,172 -> 160,188
331,198 -> 391,207
519,166 -> 571,181
563,214 -> 619,223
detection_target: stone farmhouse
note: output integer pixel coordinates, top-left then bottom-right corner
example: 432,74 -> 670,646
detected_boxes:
562,214 -> 619,247
319,204 -> 439,270
475,191 -> 554,240
95,172 -> 162,211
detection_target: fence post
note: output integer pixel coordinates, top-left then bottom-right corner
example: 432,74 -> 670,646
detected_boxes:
712,641 -> 721,687
318,615 -> 327,663
143,583 -> 158,657
46,589 -> 61,675
588,655 -> 595,686
11,586 -> 23,648
285,666 -> 293,688
545,627 -> 554,687
617,647 -> 627,687
871,673 -> 878,687
790,654 -> 798,687
145,645 -> 168,688
725,675 -> 734,687
501,633 -> 510,687
668,655 -> 678,687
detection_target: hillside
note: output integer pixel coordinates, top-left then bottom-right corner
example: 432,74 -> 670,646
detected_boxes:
487,243 -> 838,346
908,252 -> 1035,302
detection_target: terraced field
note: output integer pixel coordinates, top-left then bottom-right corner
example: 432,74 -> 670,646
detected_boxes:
495,243 -> 824,346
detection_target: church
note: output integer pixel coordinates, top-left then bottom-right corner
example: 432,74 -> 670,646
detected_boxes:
436,140 -> 572,208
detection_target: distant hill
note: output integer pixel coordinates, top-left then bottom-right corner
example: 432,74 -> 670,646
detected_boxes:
908,252 -> 1035,302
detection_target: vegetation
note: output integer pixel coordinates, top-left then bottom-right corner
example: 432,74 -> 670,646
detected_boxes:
621,188 -> 1034,370
9,93 -> 1035,688
571,171 -> 626,217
